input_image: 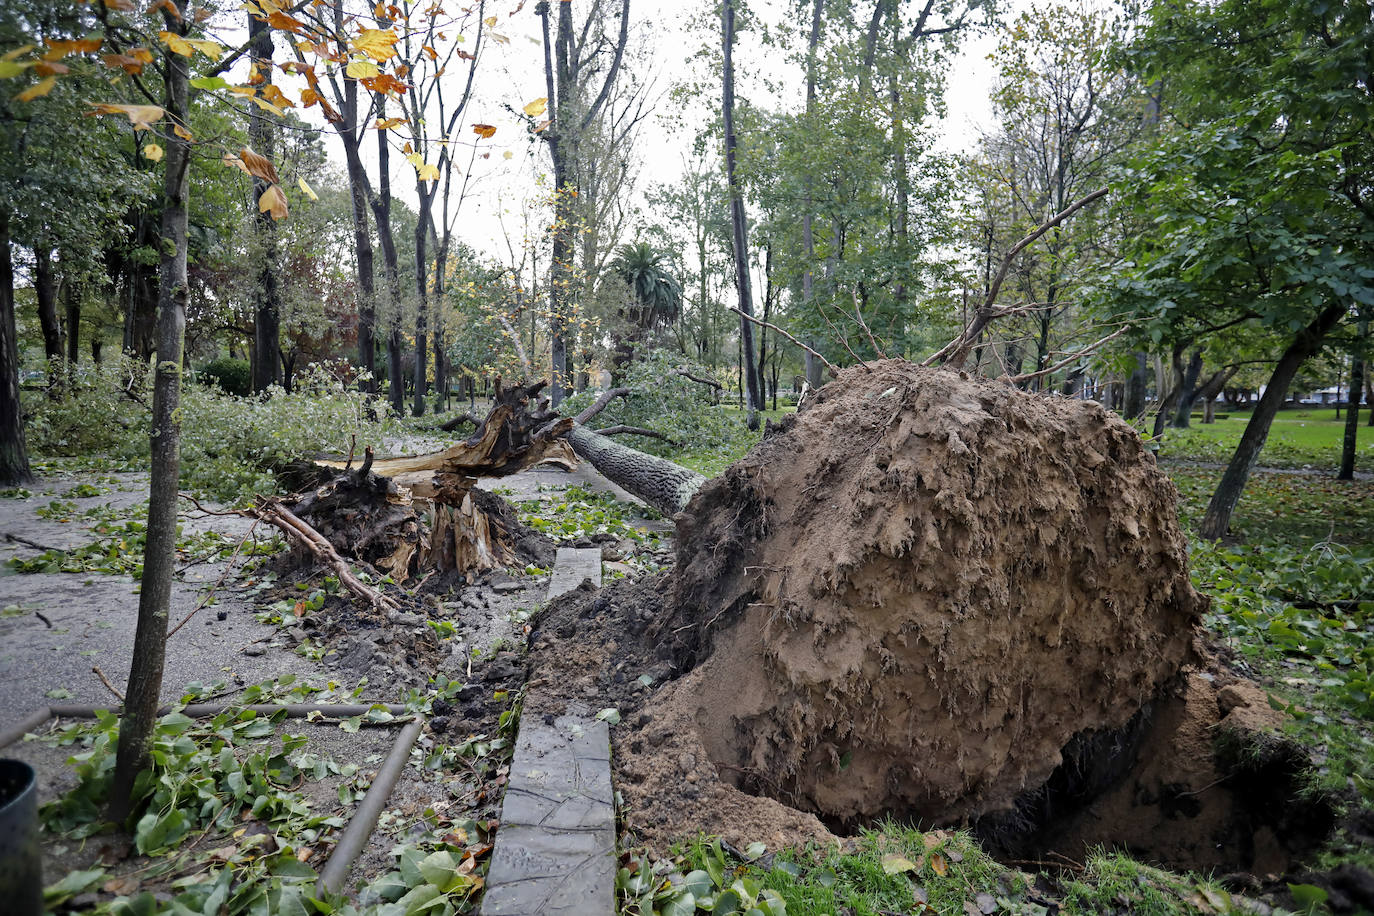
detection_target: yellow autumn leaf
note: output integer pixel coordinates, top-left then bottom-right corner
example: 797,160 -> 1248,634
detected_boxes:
185,39 -> 223,59
14,76 -> 56,102
405,151 -> 422,167
522,97 -> 547,118
352,27 -> 398,62
173,123 -> 192,141
483,15 -> 496,27
249,95 -> 285,116
88,102 -> 164,130
143,142 -> 164,162
0,61 -> 30,79
374,116 -> 405,130
258,184 -> 289,220
159,31 -> 194,56
2,45 -> 34,62
417,162 -> 439,183
222,153 -> 250,175
502,150 -> 513,160
297,176 -> 318,201
345,59 -> 380,80
488,31 -> 510,45
472,123 -> 496,138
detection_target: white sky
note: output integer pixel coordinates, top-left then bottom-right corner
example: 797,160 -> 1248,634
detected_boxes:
223,0 -> 1023,261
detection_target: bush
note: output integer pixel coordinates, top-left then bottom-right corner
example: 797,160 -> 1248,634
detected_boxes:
199,357 -> 252,396
24,359 -> 404,505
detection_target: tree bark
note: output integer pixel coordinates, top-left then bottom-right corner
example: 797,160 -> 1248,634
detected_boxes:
34,243 -> 63,388
1339,356 -> 1363,480
1123,351 -> 1149,420
801,0 -> 824,390
1200,302 -> 1348,539
412,197 -> 429,416
1171,349 -> 1204,428
63,269 -> 80,370
721,0 -> 762,429
249,12 -> 281,394
111,1 -> 191,821
565,424 -> 705,515
0,209 -> 32,485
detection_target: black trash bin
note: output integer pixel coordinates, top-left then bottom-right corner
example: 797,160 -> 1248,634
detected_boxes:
0,758 -> 42,916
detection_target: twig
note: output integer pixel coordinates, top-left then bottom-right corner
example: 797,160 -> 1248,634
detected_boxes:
345,434 -> 356,471
167,519 -> 260,638
439,412 -> 481,432
252,501 -> 399,612
34,611 -> 52,628
92,665 -> 125,702
727,306 -> 838,374
177,492 -> 245,518
926,187 -> 1109,369
852,290 -> 888,359
1006,325 -> 1130,385
4,533 -> 65,553
818,304 -> 869,369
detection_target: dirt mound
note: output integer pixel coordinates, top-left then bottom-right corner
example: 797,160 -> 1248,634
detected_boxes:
662,360 -> 1206,826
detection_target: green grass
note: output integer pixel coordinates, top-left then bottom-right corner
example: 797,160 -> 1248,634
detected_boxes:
1154,408 -> 1373,473
622,827 -> 1246,916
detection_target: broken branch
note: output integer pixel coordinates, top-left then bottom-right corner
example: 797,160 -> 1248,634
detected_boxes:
727,306 -> 838,374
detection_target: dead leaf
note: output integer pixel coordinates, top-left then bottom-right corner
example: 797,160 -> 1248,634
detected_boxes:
881,853 -> 919,875
929,853 -> 948,876
14,76 -> 56,102
87,103 -> 164,130
258,184 -> 289,220
102,875 -> 141,895
522,97 -> 547,118
238,147 -> 279,183
142,142 -> 163,162
472,123 -> 496,138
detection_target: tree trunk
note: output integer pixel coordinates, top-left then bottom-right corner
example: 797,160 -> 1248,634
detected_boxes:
1123,352 -> 1149,420
249,12 -> 281,394
1153,343 -> 1187,437
0,209 -> 32,485
565,424 -> 705,516
1171,349 -> 1203,428
111,3 -> 191,821
34,243 -> 63,387
1338,356 -> 1363,480
1200,302 -> 1348,539
373,127 -> 404,415
412,195 -> 429,416
722,0 -> 761,429
64,270 -> 80,369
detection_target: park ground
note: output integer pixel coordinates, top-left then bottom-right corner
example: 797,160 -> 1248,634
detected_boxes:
0,402 -> 1370,916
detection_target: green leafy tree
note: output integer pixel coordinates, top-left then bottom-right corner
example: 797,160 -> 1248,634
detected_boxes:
1114,0 -> 1374,539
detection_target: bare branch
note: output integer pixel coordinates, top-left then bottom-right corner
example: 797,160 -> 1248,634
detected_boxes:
575,386 -> 631,424
727,306 -> 838,374
1007,325 -> 1130,385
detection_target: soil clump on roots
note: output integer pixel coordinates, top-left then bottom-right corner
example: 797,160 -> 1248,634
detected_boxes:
526,360 -> 1338,876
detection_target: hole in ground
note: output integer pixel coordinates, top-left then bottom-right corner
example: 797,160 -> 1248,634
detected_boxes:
719,678 -> 1338,877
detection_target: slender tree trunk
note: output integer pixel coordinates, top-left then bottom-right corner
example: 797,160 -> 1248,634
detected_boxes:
373,127 -> 404,415
0,210 -> 32,485
721,0 -> 761,429
1123,351 -> 1149,420
1340,321 -> 1368,480
249,13 -> 281,394
1153,343 -> 1187,437
801,0 -> 823,389
1338,357 -> 1363,480
1171,350 -> 1204,428
1200,303 -> 1348,539
34,244 -> 63,388
64,271 -> 80,370
111,3 -> 191,819
412,196 -> 430,416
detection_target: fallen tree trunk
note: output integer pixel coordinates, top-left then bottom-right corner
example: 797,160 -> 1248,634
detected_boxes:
564,424 -> 705,516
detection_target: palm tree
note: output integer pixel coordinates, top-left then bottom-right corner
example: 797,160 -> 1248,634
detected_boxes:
611,242 -> 682,335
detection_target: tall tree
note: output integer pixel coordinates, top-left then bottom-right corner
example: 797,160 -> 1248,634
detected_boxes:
248,12 -> 282,392
1118,0 -> 1374,539
534,0 -> 631,406
721,0 -> 762,428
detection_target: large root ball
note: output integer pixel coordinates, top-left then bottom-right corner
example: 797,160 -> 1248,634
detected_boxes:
665,360 -> 1206,826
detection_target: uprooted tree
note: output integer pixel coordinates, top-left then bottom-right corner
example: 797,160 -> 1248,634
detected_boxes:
282,357 -> 1330,874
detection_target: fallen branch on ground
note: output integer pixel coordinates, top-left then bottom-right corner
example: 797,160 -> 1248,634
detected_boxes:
251,501 -> 398,611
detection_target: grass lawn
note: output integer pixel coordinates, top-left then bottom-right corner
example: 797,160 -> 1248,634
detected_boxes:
1153,407 -> 1374,474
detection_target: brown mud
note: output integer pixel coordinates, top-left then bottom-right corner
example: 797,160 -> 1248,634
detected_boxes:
525,362 -> 1341,878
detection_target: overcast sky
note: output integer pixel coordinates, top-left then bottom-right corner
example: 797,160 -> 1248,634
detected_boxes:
249,0 -> 1024,262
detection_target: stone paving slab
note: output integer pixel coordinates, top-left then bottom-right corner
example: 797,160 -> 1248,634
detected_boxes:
481,714 -> 615,915
547,547 -> 602,601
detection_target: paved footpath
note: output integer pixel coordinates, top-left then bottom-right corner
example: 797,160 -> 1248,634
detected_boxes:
482,547 -> 614,915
